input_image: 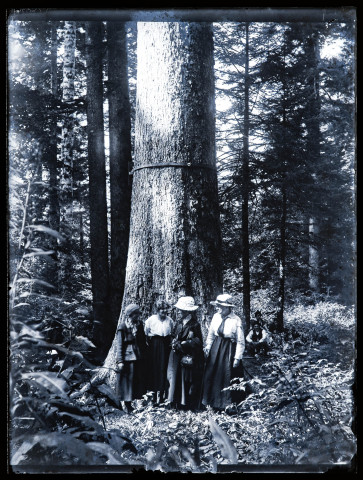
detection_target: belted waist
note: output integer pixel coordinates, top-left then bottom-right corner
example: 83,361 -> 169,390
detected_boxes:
217,334 -> 236,343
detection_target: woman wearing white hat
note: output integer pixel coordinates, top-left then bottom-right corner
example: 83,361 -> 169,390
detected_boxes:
166,296 -> 204,410
202,294 -> 245,411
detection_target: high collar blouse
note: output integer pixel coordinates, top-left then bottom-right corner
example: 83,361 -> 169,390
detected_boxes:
144,314 -> 174,337
205,311 -> 245,360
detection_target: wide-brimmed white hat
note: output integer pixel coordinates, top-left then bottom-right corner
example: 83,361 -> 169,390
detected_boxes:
210,294 -> 236,307
174,296 -> 199,311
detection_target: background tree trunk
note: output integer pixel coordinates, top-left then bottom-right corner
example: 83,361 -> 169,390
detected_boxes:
45,22 -> 60,290
306,28 -> 321,294
59,20 -> 76,295
96,22 -> 223,388
85,21 -> 111,358
309,216 -> 319,292
106,21 -> 132,328
241,22 -> 251,331
276,187 -> 287,332
276,69 -> 288,333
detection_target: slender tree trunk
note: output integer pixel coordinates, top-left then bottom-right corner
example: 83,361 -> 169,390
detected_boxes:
106,21 -> 132,328
79,211 -> 84,265
59,20 -> 76,294
276,187 -> 287,332
309,215 -> 319,292
95,22 -> 223,388
276,64 -> 288,333
241,22 -> 251,331
45,22 -> 60,290
85,21 -> 111,357
306,28 -> 321,294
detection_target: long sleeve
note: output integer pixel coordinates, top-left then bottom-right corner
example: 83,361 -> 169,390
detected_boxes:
259,329 -> 268,343
246,330 -> 253,343
183,323 -> 202,352
234,317 -> 245,360
144,317 -> 151,336
205,314 -> 219,354
116,328 -> 123,362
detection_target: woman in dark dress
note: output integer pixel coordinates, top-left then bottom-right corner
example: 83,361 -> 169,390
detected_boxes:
116,303 -> 147,413
202,294 -> 245,412
166,296 -> 204,410
144,299 -> 174,405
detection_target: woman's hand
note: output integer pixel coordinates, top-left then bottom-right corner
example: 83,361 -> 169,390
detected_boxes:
116,361 -> 124,372
233,358 -> 240,368
172,340 -> 181,352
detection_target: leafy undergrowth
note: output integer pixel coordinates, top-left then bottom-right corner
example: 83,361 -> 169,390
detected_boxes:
92,347 -> 355,472
85,302 -> 356,472
10,300 -> 356,473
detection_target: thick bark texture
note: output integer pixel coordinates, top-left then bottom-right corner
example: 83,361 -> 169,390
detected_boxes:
96,22 -> 223,388
106,22 -> 132,328
85,21 -> 111,356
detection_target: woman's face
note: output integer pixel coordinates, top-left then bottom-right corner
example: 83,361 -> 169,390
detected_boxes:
129,311 -> 140,323
219,305 -> 231,317
158,308 -> 168,320
177,309 -> 190,320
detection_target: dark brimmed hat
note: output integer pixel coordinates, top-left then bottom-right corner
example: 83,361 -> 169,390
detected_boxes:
210,294 -> 236,307
124,303 -> 141,317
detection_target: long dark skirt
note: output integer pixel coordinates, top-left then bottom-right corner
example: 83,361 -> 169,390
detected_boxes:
202,336 -> 244,410
167,350 -> 202,410
147,335 -> 171,393
116,359 -> 146,402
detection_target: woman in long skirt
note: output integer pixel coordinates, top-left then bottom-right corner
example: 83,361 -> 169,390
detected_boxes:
166,296 -> 204,410
144,299 -> 174,405
202,294 -> 245,411
116,304 -> 148,413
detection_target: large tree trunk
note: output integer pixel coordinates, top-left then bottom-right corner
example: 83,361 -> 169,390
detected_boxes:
241,22 -> 251,332
106,21 -> 132,328
59,20 -> 76,295
85,21 -> 111,358
95,22 -> 223,388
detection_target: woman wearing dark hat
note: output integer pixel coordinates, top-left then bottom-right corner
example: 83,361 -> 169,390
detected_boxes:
166,296 -> 204,410
202,294 -> 245,412
116,303 -> 147,413
144,299 -> 174,405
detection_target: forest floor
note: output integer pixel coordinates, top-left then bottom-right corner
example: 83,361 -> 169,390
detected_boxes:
88,331 -> 356,473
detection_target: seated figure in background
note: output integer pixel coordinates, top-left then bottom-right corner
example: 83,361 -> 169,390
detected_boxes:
246,313 -> 269,356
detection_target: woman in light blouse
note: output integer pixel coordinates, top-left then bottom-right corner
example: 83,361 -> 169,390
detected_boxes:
202,294 -> 245,411
144,299 -> 174,405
